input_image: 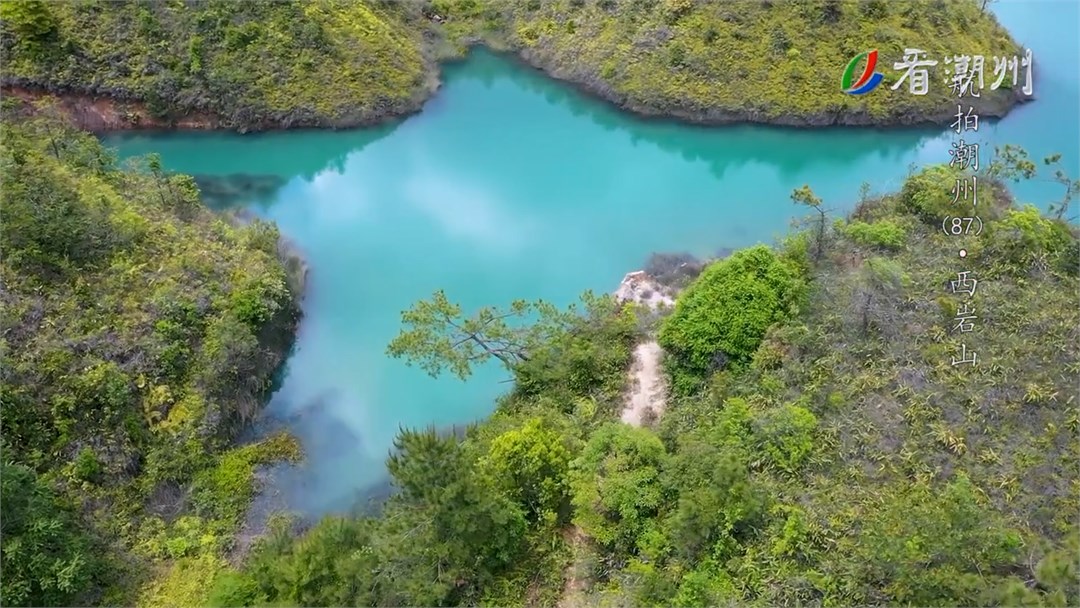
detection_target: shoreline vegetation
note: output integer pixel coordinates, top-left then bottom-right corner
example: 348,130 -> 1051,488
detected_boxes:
2,0 -> 1031,133
0,113 -> 307,606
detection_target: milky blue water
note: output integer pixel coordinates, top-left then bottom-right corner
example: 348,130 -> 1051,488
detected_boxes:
107,0 -> 1079,515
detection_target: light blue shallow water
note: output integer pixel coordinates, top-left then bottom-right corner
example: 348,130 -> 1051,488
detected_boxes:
107,0 -> 1079,515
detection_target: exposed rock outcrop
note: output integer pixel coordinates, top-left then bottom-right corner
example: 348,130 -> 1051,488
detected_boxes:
3,86 -> 220,132
614,270 -> 675,309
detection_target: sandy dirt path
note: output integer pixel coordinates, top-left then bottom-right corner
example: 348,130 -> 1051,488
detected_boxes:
612,270 -> 673,428
620,341 -> 666,426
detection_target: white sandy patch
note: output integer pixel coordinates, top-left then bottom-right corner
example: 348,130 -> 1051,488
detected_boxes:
613,270 -> 672,427
620,340 -> 666,427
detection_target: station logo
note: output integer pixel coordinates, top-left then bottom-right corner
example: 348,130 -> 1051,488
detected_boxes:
842,50 -> 884,95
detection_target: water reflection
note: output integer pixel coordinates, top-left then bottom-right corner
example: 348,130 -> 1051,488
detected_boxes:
448,49 -> 944,183
104,120 -> 402,182
193,174 -> 287,210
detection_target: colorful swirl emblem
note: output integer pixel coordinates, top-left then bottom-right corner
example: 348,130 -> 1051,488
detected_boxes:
842,50 -> 884,95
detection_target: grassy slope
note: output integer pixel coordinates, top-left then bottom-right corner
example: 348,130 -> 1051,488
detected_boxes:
638,174 -> 1079,605
0,0 -> 434,130
4,0 -> 1024,129
435,0 -> 1024,125
0,115 -> 303,605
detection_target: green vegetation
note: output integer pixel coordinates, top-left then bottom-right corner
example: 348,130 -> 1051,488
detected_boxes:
0,0 -> 434,129
3,0 -> 1025,130
0,113 -> 303,605
659,245 -> 805,394
840,217 -> 909,250
206,156 -> 1078,607
434,0 -> 1024,125
0,463 -> 101,607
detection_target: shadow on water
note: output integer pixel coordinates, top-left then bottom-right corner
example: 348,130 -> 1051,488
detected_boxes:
241,388 -> 474,533
193,174 -> 288,210
103,118 -> 404,185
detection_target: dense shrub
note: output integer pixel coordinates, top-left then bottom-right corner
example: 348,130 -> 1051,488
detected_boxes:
228,271 -> 290,329
2,1 -> 432,130
900,164 -> 964,225
986,204 -> 1077,275
662,434 -> 764,563
430,0 -> 1023,126
754,404 -> 818,474
0,115 -> 301,604
484,418 -> 572,523
0,139 -> 122,272
513,296 -> 638,404
570,423 -> 669,554
842,219 -> 908,250
0,463 -> 101,607
659,245 -> 804,393
825,475 -> 1025,606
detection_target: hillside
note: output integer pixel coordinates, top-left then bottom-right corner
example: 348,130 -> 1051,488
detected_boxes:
2,0 -> 1027,130
436,0 -> 1026,126
204,156 -> 1079,606
0,114 -> 304,605
0,0 -> 436,131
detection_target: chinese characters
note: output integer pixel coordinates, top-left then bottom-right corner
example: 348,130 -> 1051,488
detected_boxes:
934,51 -> 1027,368
890,48 -> 1034,97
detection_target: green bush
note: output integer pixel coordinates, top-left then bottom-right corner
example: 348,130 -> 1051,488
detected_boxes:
659,245 -> 804,392
206,571 -> 266,607
987,204 -> 1076,274
662,435 -> 763,563
2,1 -> 431,130
755,404 -> 818,474
0,463 -> 100,607
72,447 -> 103,482
0,136 -> 120,271
900,164 -> 964,225
842,219 -> 908,250
1,115 -> 300,604
0,0 -> 60,57
513,300 -> 637,404
827,475 -> 1025,605
484,418 -> 572,523
191,433 -> 302,524
571,423 -> 669,553
229,271 -> 289,329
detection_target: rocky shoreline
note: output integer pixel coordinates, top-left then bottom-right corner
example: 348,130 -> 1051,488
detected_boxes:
3,43 -> 1032,134
2,77 -> 438,134
508,45 -> 1034,129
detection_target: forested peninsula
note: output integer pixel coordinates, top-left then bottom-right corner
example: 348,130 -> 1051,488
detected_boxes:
2,0 -> 1028,131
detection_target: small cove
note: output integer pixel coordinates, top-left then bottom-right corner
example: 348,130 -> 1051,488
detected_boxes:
105,0 -> 1079,518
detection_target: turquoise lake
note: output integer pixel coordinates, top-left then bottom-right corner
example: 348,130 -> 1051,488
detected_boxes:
107,0 -> 1080,515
